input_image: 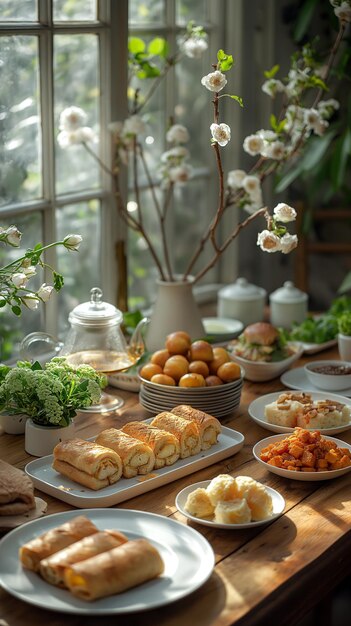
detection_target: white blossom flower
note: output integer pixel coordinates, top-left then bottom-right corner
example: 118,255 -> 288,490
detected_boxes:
161,146 -> 189,162
262,79 -> 285,98
181,36 -> 208,58
262,141 -> 285,160
304,108 -> 322,128
257,129 -> 278,141
279,233 -> 298,254
257,230 -> 282,253
273,203 -> 297,223
243,134 -> 264,156
63,234 -> 83,251
168,164 -> 193,183
242,175 -> 261,196
57,127 -> 96,148
210,123 -> 231,146
201,70 -> 227,92
3,225 -> 22,247
166,124 -> 190,144
21,296 -> 39,310
318,99 -> 340,118
334,1 -> 351,22
123,115 -> 146,136
21,265 -> 36,277
227,169 -> 246,189
37,283 -> 54,302
12,273 -> 28,288
59,106 -> 87,132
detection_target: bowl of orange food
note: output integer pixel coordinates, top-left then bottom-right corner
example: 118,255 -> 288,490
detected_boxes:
138,332 -> 244,419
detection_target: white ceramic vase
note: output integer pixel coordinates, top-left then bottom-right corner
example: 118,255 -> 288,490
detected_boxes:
25,418 -> 75,457
145,276 -> 205,352
338,333 -> 351,361
0,412 -> 28,435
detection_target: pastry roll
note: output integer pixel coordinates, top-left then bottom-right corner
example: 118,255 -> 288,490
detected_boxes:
39,530 -> 128,587
0,460 -> 35,516
64,538 -> 164,601
52,438 -> 123,490
150,412 -> 201,458
171,405 -> 221,450
19,515 -> 98,572
95,429 -> 155,478
122,421 -> 180,469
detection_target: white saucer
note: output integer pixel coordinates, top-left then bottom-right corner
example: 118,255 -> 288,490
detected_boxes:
203,317 -> 243,341
281,367 -> 351,397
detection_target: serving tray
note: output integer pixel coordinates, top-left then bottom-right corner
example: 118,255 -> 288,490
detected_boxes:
25,426 -> 244,508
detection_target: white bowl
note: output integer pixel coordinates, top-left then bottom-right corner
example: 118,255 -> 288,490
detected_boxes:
228,342 -> 303,382
304,360 -> 351,391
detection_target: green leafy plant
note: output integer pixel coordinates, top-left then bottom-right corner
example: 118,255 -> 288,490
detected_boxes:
338,311 -> 351,336
0,358 -> 107,427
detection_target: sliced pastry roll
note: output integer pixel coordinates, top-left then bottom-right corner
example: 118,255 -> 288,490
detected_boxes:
39,529 -> 128,587
19,515 -> 98,572
171,405 -> 221,450
95,429 -> 155,478
150,411 -> 201,458
52,438 -> 123,490
64,538 -> 165,601
122,421 -> 180,469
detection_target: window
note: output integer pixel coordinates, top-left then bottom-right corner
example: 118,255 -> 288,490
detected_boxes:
0,0 -> 225,361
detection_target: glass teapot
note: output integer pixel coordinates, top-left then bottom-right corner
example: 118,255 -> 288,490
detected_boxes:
20,287 -> 148,373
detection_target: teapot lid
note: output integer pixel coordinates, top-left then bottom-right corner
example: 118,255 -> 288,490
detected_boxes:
218,277 -> 266,301
69,288 -> 123,326
270,281 -> 308,304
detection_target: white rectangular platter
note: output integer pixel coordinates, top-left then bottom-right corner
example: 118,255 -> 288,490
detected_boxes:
25,426 -> 244,508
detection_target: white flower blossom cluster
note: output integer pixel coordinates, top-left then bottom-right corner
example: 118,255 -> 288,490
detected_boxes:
57,106 -> 96,148
257,203 -> 298,254
227,170 -> 263,214
158,124 -> 192,188
178,27 -> 208,59
330,0 -> 351,22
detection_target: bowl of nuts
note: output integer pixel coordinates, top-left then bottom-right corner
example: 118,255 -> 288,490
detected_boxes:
138,331 -> 244,418
304,360 -> 351,392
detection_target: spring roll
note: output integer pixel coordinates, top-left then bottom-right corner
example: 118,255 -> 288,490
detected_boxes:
171,405 -> 221,450
39,530 -> 128,587
0,460 -> 35,516
95,429 -> 155,478
150,412 -> 201,458
122,421 -> 180,469
64,538 -> 164,601
52,438 -> 123,490
19,515 -> 98,572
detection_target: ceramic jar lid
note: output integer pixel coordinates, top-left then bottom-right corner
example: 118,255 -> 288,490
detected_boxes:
269,281 -> 308,304
218,277 -> 267,301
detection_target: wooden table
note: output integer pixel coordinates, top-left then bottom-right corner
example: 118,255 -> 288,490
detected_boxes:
0,346 -> 350,626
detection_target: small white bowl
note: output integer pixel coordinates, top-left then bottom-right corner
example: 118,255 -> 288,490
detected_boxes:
304,360 -> 351,391
229,342 -> 303,382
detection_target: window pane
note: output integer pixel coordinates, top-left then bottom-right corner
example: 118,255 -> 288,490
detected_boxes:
56,200 -> 100,336
0,36 -> 41,206
176,0 -> 208,25
54,34 -> 99,195
0,211 -> 43,362
129,0 -> 165,25
0,0 -> 37,21
53,0 -> 96,21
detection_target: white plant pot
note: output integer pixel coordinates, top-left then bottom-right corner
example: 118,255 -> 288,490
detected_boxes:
338,333 -> 351,361
25,418 -> 75,457
0,412 -> 28,435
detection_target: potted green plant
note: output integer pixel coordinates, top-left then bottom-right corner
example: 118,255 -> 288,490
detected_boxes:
0,358 -> 106,455
338,312 -> 351,361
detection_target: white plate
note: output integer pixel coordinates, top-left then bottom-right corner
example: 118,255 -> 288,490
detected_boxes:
301,339 -> 337,354
203,317 -> 244,341
281,367 -> 351,397
25,425 -> 244,508
0,508 -> 214,615
175,480 -> 285,529
248,390 -> 351,435
253,434 -> 351,481
108,372 -> 140,392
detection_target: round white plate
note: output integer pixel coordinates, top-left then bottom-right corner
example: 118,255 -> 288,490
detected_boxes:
203,317 -> 244,341
281,367 -> 351,397
175,480 -> 285,529
248,391 -> 351,435
108,371 -> 140,392
0,508 -> 215,615
253,434 -> 351,481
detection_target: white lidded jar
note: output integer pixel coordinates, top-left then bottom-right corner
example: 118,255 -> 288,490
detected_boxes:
217,277 -> 267,326
269,281 -> 308,329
